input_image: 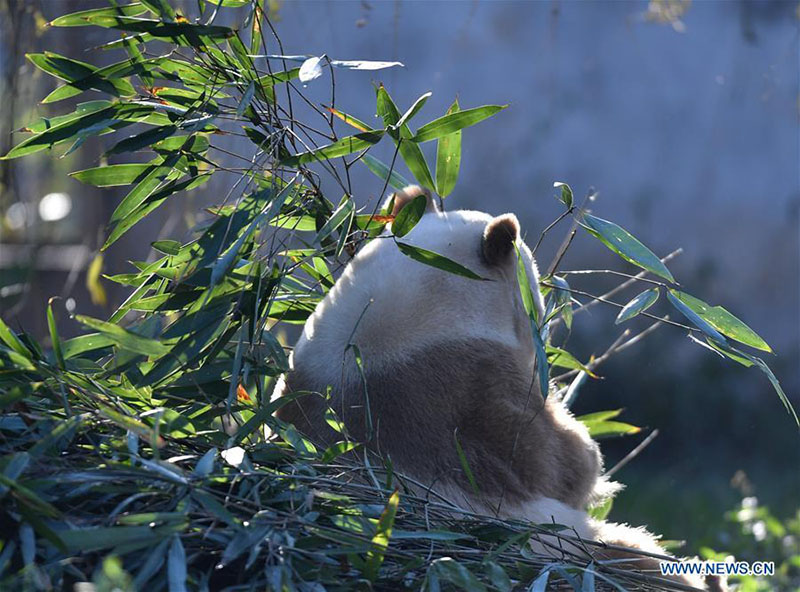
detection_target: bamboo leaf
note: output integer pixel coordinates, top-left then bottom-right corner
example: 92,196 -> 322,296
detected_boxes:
74,315 -> 168,357
554,181 -> 573,208
453,430 -> 479,495
71,163 -> 153,186
430,558 -> 487,592
546,346 -> 597,378
364,490 -> 400,582
395,242 -> 484,280
361,154 -> 410,190
103,173 -> 211,250
391,194 -> 427,238
0,316 -> 31,359
435,98 -> 461,198
49,3 -> 148,27
412,105 -> 506,143
281,131 -> 384,167
581,213 -> 675,282
47,299 -> 66,369
666,289 -> 727,345
376,85 -> 435,190
320,441 -> 360,463
167,535 -> 187,592
668,290 -> 771,352
615,288 -> 660,324
395,91 -> 432,130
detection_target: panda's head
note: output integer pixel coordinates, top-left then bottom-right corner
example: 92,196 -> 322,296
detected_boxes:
386,185 -> 526,271
301,185 -> 546,362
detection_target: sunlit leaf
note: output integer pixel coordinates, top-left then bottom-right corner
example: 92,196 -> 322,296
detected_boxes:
74,315 -> 168,357
412,105 -> 506,143
554,181 -> 573,208
395,241 -> 483,280
281,131 -> 384,167
435,98 -> 461,198
546,346 -> 597,378
615,288 -> 660,324
48,3 -> 148,27
581,213 -> 675,282
391,194 -> 427,238
666,289 -> 727,344
668,290 -> 771,352
361,154 -> 410,190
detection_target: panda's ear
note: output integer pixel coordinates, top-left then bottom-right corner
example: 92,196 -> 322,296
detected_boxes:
384,185 -> 440,216
482,214 -> 519,266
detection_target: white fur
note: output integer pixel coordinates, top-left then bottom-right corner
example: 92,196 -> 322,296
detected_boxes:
293,208 -> 545,390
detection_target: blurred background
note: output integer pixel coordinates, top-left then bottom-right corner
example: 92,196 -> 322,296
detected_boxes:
1,0 -> 798,554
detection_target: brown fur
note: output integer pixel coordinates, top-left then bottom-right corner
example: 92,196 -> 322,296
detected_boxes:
277,338 -> 599,511
389,185 -> 439,216
482,214 -> 520,266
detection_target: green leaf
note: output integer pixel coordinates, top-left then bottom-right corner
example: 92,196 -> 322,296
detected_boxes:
4,106 -> 118,159
581,213 -> 675,282
281,130 -> 384,167
376,85 -> 435,190
549,275 -> 573,329
361,154 -> 410,190
430,558 -> 487,592
453,429 -> 479,495
615,288 -> 660,324
20,100 -> 112,133
484,562 -> 512,592
546,346 -> 597,378
109,155 -> 182,224
668,290 -> 771,352
74,315 -> 168,357
0,316 -> 31,359
364,490 -> 400,582
49,3 -> 148,27
167,536 -> 187,592
71,164 -> 152,187
515,249 -> 538,324
27,52 -> 121,98
412,105 -> 507,143
749,356 -> 799,427
554,181 -> 573,208
152,240 -> 182,255
327,106 -> 371,132
320,441 -> 360,463
47,299 -> 65,369
395,241 -> 484,280
578,410 -> 641,439
61,333 -> 115,359
588,496 -> 613,521
395,91 -> 432,129
531,322 -> 549,400
435,98 -> 461,198
666,289 -> 727,344
103,172 -> 211,250
578,409 -> 625,423
85,16 -> 234,44
316,196 -> 355,244
106,125 -> 178,155
391,194 -> 427,238
236,81 -> 255,118
140,0 -> 176,20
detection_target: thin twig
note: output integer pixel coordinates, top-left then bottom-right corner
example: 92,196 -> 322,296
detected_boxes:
605,429 -> 660,478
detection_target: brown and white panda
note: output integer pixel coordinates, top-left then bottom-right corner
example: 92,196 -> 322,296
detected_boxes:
275,185 -> 724,591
